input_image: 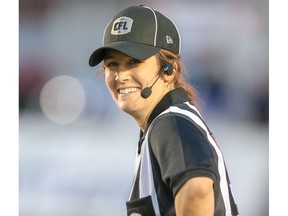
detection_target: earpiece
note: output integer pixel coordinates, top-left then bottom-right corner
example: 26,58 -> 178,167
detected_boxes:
162,63 -> 173,76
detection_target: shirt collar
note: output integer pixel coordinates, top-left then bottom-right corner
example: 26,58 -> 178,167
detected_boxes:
144,87 -> 190,134
137,87 -> 190,154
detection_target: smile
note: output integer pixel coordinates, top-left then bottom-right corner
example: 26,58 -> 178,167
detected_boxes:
118,87 -> 140,95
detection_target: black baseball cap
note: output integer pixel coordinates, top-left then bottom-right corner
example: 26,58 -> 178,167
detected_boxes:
89,5 -> 181,67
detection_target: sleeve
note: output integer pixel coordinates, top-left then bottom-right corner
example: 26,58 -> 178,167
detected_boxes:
149,114 -> 218,196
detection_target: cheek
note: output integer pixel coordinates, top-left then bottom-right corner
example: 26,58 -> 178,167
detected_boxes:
105,73 -> 116,93
105,72 -> 115,89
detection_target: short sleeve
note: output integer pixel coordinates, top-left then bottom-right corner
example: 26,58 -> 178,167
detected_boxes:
149,114 -> 218,196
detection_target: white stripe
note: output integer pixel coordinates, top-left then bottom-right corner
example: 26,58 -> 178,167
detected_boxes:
142,6 -> 158,46
139,133 -> 161,215
166,16 -> 182,56
160,106 -> 232,215
184,101 -> 202,117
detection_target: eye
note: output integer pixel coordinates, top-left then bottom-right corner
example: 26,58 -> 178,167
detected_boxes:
104,61 -> 118,71
129,58 -> 142,65
106,61 -> 117,67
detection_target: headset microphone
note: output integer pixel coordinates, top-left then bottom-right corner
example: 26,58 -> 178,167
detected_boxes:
140,76 -> 160,99
140,63 -> 173,99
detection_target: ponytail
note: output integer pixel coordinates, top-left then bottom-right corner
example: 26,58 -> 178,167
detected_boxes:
155,49 -> 201,110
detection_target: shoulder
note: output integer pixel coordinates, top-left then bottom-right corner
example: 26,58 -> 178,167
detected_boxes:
148,108 -> 210,154
149,104 -> 206,142
146,107 -> 218,191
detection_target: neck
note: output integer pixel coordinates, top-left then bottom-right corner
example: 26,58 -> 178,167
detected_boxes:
131,110 -> 151,132
130,87 -> 173,132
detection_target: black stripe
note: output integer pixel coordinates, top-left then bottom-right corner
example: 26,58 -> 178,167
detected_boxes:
130,162 -> 141,200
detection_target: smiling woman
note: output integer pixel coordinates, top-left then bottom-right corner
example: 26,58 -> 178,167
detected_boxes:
88,5 -> 239,216
103,50 -> 169,129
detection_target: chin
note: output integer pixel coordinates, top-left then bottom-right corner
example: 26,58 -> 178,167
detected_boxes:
118,102 -> 137,114
120,106 -> 138,116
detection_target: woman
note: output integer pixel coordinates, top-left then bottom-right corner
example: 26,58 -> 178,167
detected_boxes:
89,5 -> 239,216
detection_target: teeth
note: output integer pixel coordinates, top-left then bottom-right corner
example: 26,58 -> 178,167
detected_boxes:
119,88 -> 139,94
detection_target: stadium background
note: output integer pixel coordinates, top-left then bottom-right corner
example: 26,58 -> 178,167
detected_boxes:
19,0 -> 269,215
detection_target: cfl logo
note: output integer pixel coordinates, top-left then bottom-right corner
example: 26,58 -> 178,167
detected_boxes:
111,17 -> 133,35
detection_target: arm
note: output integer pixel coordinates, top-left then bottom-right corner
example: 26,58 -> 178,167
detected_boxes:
175,177 -> 214,216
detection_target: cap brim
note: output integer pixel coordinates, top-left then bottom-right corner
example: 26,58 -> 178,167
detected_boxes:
89,41 -> 161,67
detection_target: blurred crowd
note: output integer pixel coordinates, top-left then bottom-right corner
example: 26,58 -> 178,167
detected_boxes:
19,0 -> 269,216
19,0 -> 268,125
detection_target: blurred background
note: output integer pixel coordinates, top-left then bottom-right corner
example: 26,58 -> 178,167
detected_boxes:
19,0 -> 268,215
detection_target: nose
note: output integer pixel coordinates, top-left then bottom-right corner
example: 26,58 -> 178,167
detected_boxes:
115,67 -> 130,83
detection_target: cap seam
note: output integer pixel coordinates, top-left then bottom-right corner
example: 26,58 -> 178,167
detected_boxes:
142,5 -> 158,47
166,16 -> 181,56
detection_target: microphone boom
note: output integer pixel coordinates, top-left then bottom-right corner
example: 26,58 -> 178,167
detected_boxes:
140,63 -> 173,99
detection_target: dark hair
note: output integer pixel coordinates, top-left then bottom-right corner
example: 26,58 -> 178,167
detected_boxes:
155,49 -> 201,109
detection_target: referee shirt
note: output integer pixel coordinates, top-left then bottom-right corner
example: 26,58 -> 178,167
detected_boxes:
126,87 -> 239,216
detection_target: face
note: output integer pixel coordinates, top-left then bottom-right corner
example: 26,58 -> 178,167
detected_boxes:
103,49 -> 171,125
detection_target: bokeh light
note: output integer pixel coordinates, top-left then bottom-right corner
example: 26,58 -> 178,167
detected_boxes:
19,1 -> 269,215
40,75 -> 85,124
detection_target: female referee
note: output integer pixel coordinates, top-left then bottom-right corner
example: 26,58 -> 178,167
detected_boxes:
88,5 -> 239,216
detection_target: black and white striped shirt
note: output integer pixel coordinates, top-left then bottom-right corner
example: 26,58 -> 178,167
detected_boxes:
126,87 -> 239,216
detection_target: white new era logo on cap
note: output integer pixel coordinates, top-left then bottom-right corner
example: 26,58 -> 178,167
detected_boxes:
166,35 -> 173,44
111,16 -> 133,35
